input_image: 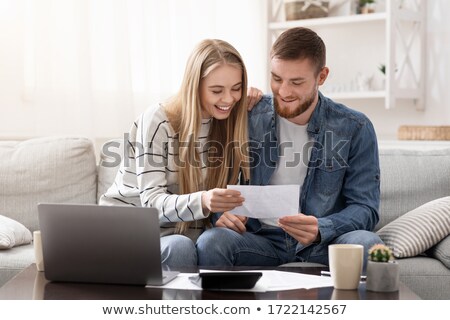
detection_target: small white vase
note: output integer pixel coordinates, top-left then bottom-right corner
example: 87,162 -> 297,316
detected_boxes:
366,260 -> 400,292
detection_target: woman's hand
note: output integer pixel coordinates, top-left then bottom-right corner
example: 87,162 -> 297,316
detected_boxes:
215,211 -> 248,233
201,188 -> 244,212
247,87 -> 263,111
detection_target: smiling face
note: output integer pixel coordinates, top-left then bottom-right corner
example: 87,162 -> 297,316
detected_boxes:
271,57 -> 328,125
199,63 -> 243,120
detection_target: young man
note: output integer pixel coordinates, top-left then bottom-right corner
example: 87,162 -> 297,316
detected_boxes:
196,27 -> 383,268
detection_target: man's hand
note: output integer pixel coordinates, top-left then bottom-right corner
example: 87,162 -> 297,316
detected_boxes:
215,211 -> 248,234
201,188 -> 244,212
278,214 -> 319,246
247,87 -> 263,111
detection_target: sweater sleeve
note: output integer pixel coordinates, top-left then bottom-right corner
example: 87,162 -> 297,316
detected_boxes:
133,108 -> 208,223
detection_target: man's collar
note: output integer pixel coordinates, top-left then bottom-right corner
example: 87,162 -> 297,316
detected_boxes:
307,91 -> 325,135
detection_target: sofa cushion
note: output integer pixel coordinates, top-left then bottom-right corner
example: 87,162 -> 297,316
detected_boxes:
97,139 -> 122,201
0,215 -> 32,249
377,147 -> 450,230
0,137 -> 97,232
427,235 -> 450,269
0,244 -> 35,287
396,256 -> 450,300
377,196 -> 450,258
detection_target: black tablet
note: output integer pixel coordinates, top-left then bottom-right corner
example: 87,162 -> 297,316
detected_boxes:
190,272 -> 263,290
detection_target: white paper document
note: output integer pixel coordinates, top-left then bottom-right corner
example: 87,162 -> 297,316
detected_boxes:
227,185 -> 300,218
145,270 -> 334,292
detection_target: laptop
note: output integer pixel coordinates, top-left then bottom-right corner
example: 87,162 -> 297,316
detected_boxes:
37,203 -> 179,286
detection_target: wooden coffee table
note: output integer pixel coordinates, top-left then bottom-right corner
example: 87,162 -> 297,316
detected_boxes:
0,264 -> 420,300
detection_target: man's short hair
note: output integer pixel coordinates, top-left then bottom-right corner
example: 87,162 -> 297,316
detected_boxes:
271,27 -> 326,74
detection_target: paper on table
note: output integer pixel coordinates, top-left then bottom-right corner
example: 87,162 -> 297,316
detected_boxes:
145,270 -> 334,291
227,185 -> 300,218
261,270 -> 334,290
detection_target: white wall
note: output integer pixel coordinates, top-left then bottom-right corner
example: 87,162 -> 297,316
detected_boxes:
1,0 -> 449,143
0,0 -> 267,145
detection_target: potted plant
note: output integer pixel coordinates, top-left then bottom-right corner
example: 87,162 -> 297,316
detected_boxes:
366,244 -> 400,292
378,64 -> 386,75
375,63 -> 386,90
359,0 -> 376,14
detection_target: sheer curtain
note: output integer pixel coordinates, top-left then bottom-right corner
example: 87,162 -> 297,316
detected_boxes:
0,0 -> 266,141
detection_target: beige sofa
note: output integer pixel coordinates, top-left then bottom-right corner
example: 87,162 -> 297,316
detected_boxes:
0,137 -> 97,286
0,136 -> 449,299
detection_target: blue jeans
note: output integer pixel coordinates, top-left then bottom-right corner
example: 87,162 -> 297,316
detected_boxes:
161,234 -> 197,268
196,227 -> 382,270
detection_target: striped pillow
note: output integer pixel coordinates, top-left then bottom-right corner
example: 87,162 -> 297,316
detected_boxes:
426,235 -> 450,268
377,196 -> 450,258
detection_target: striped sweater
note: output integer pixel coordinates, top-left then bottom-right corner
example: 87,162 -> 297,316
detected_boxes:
99,105 -> 211,236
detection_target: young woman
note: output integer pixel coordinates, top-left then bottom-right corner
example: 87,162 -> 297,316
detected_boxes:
100,39 -> 251,267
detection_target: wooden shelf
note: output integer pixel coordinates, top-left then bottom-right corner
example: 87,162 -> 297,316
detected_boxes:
269,12 -> 387,30
324,90 -> 386,100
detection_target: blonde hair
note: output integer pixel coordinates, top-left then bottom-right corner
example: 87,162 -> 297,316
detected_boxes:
165,39 -> 250,234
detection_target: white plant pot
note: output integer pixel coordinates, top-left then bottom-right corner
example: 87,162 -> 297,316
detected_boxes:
366,260 -> 400,292
360,3 -> 376,14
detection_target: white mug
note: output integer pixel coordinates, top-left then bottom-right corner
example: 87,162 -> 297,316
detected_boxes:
328,244 -> 363,290
33,231 -> 44,272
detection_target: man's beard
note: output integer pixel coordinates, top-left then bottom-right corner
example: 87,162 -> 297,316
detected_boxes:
274,87 -> 317,119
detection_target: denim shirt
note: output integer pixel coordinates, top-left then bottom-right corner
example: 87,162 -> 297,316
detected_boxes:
246,92 -> 380,249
